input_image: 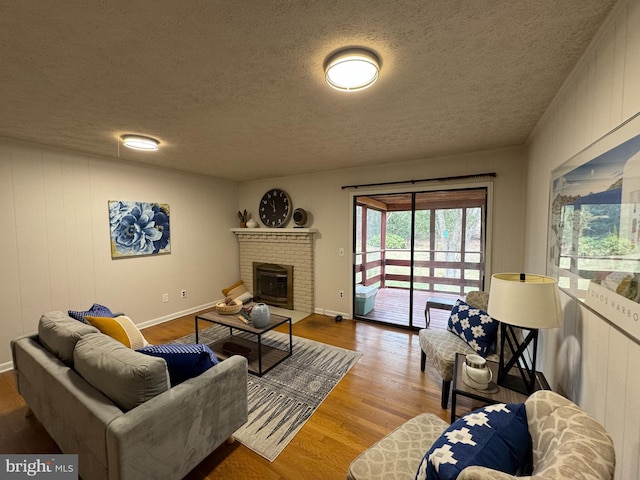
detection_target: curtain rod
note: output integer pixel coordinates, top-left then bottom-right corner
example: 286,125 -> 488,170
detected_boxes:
341,172 -> 497,190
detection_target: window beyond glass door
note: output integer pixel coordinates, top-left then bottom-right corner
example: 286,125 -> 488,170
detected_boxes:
354,188 -> 487,329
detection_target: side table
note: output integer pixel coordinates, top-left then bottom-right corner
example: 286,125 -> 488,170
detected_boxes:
451,353 -> 550,423
424,296 -> 457,327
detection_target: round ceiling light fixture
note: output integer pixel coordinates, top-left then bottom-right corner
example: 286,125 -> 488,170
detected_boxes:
121,134 -> 160,151
324,48 -> 380,92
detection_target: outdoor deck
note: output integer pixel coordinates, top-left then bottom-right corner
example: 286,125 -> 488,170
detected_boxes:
356,287 -> 464,330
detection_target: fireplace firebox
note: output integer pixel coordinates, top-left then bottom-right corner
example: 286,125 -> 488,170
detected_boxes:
253,262 -> 293,310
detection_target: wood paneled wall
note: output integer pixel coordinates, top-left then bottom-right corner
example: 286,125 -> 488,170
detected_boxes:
526,1 -> 640,477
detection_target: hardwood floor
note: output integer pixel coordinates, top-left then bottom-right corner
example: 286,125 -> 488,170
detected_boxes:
0,312 -> 474,479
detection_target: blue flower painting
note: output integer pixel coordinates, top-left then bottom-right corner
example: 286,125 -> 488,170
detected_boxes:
109,200 -> 171,258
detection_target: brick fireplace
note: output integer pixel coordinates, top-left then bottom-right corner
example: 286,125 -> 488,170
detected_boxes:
232,228 -> 317,313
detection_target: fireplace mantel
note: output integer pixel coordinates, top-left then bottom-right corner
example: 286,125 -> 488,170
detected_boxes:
231,228 -> 317,236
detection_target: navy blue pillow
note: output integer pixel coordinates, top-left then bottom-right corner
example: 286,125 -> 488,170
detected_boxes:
447,299 -> 498,357
137,343 -> 219,386
415,403 -> 531,480
68,303 -> 115,323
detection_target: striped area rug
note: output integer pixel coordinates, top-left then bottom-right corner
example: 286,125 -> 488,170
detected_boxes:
176,325 -> 362,461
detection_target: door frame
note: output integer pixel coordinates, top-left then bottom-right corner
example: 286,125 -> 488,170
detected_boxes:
349,180 -> 494,322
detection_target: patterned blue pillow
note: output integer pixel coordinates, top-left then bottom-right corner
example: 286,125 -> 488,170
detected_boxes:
68,303 -> 115,323
136,343 -> 219,386
447,299 -> 498,357
416,403 -> 531,480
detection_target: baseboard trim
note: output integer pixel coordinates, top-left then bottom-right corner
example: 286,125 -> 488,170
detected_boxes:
314,308 -> 351,320
0,361 -> 14,373
136,301 -> 218,330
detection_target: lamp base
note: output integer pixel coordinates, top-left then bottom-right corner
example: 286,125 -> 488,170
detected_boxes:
497,323 -> 539,395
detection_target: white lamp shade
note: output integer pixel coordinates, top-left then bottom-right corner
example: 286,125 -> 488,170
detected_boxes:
487,273 -> 562,329
324,48 -> 380,92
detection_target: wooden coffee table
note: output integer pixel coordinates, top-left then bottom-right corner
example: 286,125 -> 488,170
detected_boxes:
195,310 -> 292,376
451,353 -> 550,423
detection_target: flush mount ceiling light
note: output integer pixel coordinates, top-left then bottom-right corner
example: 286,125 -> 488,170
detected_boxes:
324,48 -> 380,92
121,135 -> 159,151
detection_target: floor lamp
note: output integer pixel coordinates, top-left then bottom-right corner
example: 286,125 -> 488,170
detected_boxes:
487,273 -> 562,395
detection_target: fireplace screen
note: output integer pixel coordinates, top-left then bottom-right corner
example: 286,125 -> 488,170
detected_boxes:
253,263 -> 293,310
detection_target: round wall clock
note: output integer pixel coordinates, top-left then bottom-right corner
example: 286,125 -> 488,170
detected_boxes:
259,188 -> 291,227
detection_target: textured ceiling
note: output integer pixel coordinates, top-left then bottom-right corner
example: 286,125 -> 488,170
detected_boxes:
0,1 -> 617,181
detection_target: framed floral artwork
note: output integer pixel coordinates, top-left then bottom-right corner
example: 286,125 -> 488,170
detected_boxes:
109,200 -> 171,258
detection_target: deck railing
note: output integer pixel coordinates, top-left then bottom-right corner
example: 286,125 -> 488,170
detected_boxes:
355,248 -> 483,296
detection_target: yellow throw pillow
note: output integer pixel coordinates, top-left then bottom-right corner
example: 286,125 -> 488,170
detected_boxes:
222,280 -> 244,297
85,315 -> 147,349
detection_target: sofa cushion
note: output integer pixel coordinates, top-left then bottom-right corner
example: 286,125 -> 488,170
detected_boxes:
74,333 -> 169,411
68,303 -> 115,323
137,343 -> 219,386
416,403 -> 530,480
447,300 -> 498,357
84,315 -> 147,349
38,311 -> 100,366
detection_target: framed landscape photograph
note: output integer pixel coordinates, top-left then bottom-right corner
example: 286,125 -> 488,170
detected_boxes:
109,200 -> 171,258
547,113 -> 640,342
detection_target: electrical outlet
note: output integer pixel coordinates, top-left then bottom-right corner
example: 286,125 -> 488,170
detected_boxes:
180,289 -> 187,298
162,293 -> 169,303
339,290 -> 344,298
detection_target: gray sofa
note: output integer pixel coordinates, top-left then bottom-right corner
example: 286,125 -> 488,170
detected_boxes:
11,311 -> 248,480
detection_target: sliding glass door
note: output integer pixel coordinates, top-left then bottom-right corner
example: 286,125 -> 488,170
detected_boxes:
353,188 -> 487,329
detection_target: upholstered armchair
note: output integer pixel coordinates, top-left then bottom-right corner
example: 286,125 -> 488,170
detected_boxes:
347,390 -> 616,480
418,291 -> 497,409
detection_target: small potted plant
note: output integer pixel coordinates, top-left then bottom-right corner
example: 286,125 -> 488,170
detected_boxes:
237,209 -> 249,227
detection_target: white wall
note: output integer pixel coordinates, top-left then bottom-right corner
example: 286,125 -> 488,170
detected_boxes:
0,139 -> 241,369
526,0 -> 640,477
238,145 -> 527,318
0,137 -> 526,373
